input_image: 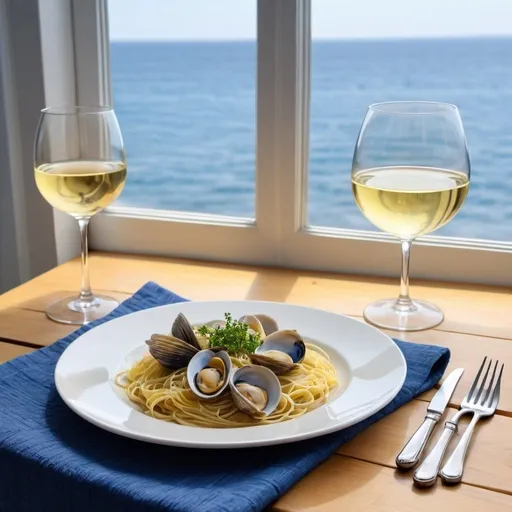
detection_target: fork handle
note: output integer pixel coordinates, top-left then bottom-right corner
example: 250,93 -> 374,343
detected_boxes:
440,413 -> 481,484
396,412 -> 440,469
413,420 -> 458,487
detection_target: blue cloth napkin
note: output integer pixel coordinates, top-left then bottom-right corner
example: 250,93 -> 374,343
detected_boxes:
0,282 -> 449,512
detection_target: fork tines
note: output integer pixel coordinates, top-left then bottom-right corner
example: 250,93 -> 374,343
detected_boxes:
466,356 -> 504,408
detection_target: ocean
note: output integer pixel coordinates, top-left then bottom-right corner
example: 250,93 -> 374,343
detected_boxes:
111,38 -> 512,241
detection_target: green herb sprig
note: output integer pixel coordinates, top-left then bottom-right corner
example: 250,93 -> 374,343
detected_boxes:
197,313 -> 260,356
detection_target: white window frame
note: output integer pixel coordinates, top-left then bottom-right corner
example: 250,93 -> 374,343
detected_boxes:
0,0 -> 57,292
39,0 -> 512,285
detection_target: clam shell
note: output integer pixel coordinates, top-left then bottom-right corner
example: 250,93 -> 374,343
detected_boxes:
229,365 -> 281,417
146,333 -> 199,369
253,314 -> 279,336
204,320 -> 226,330
256,329 -> 306,363
171,313 -> 201,349
250,329 -> 306,374
210,346 -> 229,353
238,315 -> 266,338
249,353 -> 294,376
187,349 -> 231,399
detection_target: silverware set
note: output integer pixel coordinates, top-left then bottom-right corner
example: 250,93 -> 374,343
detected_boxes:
396,357 -> 504,487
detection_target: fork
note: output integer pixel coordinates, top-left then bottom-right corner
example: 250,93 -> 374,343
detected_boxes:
440,358 -> 503,484
413,357 -> 504,487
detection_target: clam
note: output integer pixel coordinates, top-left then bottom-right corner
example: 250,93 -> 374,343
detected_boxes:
187,349 -> 231,399
229,365 -> 281,417
239,314 -> 279,338
238,315 -> 266,338
171,313 -> 201,349
203,319 -> 226,330
253,314 -> 279,336
249,329 -> 306,375
145,333 -> 199,369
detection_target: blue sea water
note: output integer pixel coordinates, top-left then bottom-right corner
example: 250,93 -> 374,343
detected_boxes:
111,38 -> 512,241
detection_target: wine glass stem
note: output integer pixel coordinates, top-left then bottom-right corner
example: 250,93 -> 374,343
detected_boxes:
78,217 -> 94,306
396,239 -> 415,312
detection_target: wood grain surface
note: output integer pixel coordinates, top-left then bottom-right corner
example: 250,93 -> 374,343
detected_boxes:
0,251 -> 510,510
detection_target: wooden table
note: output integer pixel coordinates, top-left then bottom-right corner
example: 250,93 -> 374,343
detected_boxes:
1,252 -> 511,511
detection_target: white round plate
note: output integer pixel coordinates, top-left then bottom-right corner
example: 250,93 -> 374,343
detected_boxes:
55,301 -> 406,448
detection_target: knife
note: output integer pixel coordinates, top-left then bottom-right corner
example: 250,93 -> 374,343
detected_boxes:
395,367 -> 464,470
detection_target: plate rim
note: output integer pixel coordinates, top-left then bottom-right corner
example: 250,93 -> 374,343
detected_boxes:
55,300 -> 407,448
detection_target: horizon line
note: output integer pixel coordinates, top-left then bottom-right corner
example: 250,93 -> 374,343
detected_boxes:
110,34 -> 512,43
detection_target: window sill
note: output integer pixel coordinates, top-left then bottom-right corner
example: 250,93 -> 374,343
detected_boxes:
1,251 -> 510,345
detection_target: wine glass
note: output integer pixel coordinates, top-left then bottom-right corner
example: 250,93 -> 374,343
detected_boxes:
351,101 -> 470,331
34,105 -> 127,325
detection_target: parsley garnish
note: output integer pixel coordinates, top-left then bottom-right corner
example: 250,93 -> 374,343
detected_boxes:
197,313 -> 260,356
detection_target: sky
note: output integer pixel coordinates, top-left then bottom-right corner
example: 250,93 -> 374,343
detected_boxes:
108,0 -> 512,41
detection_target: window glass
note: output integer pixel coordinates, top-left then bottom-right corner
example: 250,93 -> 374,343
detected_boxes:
308,0 -> 512,240
108,0 -> 256,217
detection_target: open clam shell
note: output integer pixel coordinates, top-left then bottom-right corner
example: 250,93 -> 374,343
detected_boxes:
229,365 -> 281,417
146,333 -> 199,369
203,319 -> 226,330
187,349 -> 232,399
253,314 -> 279,336
171,313 -> 201,350
249,329 -> 306,375
238,315 -> 267,338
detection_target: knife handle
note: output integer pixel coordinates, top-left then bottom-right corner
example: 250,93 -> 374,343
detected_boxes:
396,412 -> 440,469
413,420 -> 458,487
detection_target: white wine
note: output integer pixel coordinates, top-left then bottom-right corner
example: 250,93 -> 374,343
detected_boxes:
352,166 -> 469,239
35,161 -> 127,217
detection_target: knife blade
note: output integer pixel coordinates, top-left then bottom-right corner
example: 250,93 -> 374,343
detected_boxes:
395,367 -> 464,470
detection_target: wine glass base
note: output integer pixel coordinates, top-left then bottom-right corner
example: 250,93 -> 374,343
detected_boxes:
45,295 -> 120,326
363,299 -> 444,332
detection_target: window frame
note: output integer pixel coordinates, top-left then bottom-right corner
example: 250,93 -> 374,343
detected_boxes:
89,0 -> 279,265
42,0 -> 512,286
0,0 -> 57,292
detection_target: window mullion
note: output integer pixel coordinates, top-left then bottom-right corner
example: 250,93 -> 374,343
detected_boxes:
256,0 -> 310,265
71,0 -> 111,106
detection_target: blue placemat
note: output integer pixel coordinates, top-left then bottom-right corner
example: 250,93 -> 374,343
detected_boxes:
0,282 -> 449,512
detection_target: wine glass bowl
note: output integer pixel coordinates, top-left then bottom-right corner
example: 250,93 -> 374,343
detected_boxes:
351,102 -> 470,331
34,105 -> 127,325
